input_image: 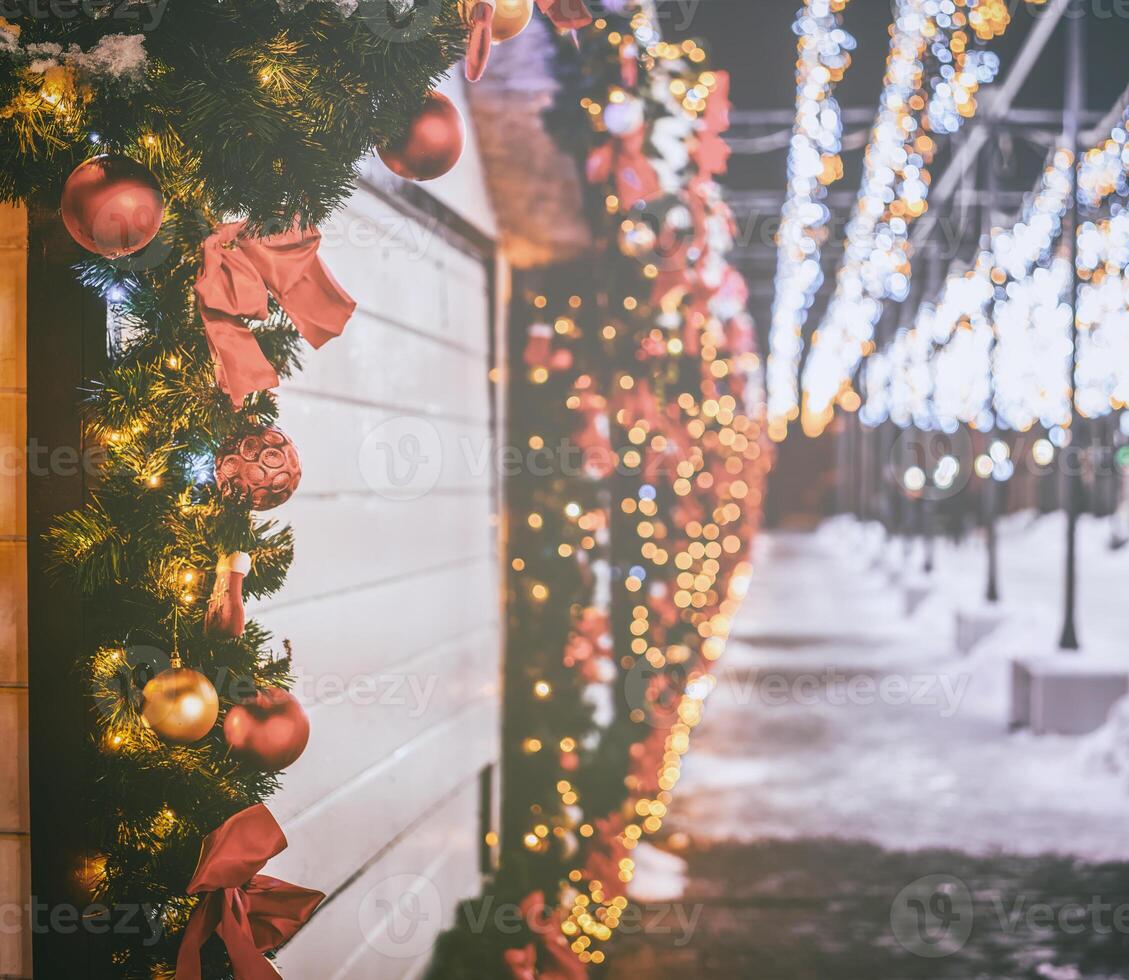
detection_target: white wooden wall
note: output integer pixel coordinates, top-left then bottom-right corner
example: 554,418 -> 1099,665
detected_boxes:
0,203 -> 30,980
258,78 -> 505,980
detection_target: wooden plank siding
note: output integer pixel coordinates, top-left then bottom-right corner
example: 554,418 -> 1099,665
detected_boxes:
0,203 -> 30,980
259,130 -> 504,979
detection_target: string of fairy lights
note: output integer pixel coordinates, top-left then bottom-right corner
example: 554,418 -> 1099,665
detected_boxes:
1076,210 -> 1129,416
496,2 -> 769,971
517,3 -> 1124,970
766,0 -> 855,436
861,103 -> 1129,439
573,25 -> 761,964
778,0 -> 1030,437
758,0 -> 1129,451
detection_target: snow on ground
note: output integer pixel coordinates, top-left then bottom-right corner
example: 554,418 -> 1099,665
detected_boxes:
656,514 -> 1129,867
625,842 -> 688,903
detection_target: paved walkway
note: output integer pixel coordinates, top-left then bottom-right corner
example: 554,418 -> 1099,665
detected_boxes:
606,529 -> 1129,980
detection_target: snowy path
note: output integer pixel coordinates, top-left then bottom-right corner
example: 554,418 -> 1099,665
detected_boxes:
664,522 -> 1129,861
608,520 -> 1129,980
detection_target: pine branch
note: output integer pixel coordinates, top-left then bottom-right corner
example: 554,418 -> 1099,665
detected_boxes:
4,1 -> 468,974
46,498 -> 129,594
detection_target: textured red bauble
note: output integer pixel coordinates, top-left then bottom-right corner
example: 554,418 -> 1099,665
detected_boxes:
60,154 -> 164,258
214,426 -> 301,511
224,688 -> 310,771
378,91 -> 465,181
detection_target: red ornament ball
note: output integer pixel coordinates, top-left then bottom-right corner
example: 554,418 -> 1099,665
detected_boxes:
60,154 -> 164,258
378,91 -> 465,181
224,687 -> 310,771
215,426 -> 301,511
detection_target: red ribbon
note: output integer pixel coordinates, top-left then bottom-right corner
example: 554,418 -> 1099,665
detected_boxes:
582,817 -> 628,902
682,273 -> 721,357
515,893 -> 587,980
195,221 -> 356,407
615,376 -> 661,430
703,70 -> 731,135
694,132 -> 731,180
619,39 -> 639,88
694,70 -> 732,179
650,263 -> 689,311
465,0 -> 495,81
586,128 -> 661,209
175,804 -> 324,980
505,945 -> 538,980
686,176 -> 712,253
535,0 -> 592,30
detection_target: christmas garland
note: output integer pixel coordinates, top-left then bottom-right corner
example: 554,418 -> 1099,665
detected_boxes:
0,0 -> 499,975
429,2 -> 770,976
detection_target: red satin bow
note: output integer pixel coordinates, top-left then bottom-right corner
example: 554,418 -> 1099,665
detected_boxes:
175,804 -> 324,980
586,128 -> 661,209
535,0 -> 592,30
195,221 -> 356,407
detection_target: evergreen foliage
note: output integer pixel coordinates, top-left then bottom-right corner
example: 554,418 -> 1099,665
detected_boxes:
426,3 -> 766,975
0,0 -> 465,974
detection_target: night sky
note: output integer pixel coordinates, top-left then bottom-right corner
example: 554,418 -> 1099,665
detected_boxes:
658,1 -> 1129,289
661,0 -> 1129,184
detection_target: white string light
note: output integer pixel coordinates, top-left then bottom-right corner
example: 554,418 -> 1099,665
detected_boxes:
766,0 -> 855,437
1076,210 -> 1129,416
799,0 -> 1012,434
793,0 -> 1057,437
992,257 -> 1073,431
864,102 -> 1129,434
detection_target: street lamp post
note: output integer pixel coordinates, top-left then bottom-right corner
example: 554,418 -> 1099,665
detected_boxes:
1059,0 -> 1085,651
983,137 -> 1002,605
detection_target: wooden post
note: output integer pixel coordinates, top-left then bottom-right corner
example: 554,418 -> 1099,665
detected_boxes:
26,203 -> 106,974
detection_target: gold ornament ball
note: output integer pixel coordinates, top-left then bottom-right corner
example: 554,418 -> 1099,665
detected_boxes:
460,0 -> 531,41
141,665 -> 219,744
492,0 -> 533,41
